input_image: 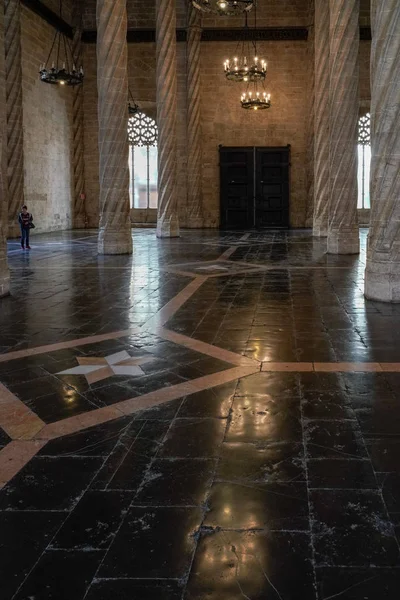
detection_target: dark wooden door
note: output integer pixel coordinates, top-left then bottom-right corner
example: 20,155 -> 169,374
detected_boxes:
220,145 -> 290,229
219,147 -> 254,229
255,147 -> 290,228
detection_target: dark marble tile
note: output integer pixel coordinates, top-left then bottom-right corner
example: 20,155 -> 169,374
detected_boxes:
302,391 -> 355,420
216,442 -> 305,483
99,507 -> 202,578
204,481 -> 309,531
0,366 -> 47,385
0,511 -> 65,600
132,397 -> 183,420
227,396 -> 301,443
26,390 -> 98,423
13,550 -> 102,600
299,372 -> 345,394
85,580 -> 184,600
311,489 -> 399,566
39,417 -> 132,457
308,459 -> 377,489
159,418 -> 227,458
135,458 -> 215,506
316,567 -> 400,600
177,382 -> 237,418
235,372 -> 300,398
185,530 -> 315,600
366,439 -> 400,473
51,491 -> 132,550
305,420 -> 368,459
91,421 -> 168,491
380,473 -> 400,514
0,456 -> 103,511
355,402 -> 400,437
0,427 -> 11,447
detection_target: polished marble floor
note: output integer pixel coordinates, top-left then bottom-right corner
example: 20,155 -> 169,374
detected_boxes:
1,229 -> 400,599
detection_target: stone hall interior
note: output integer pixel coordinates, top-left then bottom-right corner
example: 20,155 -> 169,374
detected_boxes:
0,0 -> 400,598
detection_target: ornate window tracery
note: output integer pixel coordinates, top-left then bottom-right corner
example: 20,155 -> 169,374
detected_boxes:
127,112 -> 158,209
357,113 -> 371,209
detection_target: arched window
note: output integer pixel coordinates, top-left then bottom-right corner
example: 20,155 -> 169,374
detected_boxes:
357,113 -> 371,209
128,111 -> 158,209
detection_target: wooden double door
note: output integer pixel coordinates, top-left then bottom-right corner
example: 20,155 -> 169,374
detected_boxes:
219,145 -> 290,230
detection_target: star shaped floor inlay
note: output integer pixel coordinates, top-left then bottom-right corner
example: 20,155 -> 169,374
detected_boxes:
57,351 -> 154,384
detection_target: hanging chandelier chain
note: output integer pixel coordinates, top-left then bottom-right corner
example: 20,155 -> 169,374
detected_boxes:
39,0 -> 84,88
223,5 -> 266,83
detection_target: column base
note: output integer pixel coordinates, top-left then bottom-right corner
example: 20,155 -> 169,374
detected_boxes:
0,266 -> 10,298
365,261 -> 400,303
313,223 -> 328,237
7,223 -> 20,239
156,217 -> 180,238
327,228 -> 360,254
98,226 -> 132,255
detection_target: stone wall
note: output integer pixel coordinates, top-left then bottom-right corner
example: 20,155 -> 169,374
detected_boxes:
20,6 -> 74,234
201,40 -> 309,227
82,38 -> 309,228
359,40 -> 371,104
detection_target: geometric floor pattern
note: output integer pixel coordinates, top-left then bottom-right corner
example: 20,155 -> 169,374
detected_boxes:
1,229 -> 400,599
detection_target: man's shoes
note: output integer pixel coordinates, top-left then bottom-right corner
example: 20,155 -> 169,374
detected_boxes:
26,245 -> 31,250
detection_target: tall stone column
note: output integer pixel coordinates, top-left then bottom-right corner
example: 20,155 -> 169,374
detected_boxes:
365,1 -> 400,302
313,0 -> 330,236
72,0 -> 86,229
327,0 -> 360,254
186,3 -> 203,228
156,0 -> 180,238
304,0 -> 314,228
96,0 -> 132,254
0,4 -> 11,297
4,0 -> 24,239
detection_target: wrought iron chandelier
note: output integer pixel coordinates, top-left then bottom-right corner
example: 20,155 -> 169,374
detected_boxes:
39,0 -> 83,86
223,13 -> 266,82
241,82 -> 271,110
192,0 -> 255,16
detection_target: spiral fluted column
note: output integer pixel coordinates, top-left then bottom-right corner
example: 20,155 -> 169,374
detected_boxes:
312,0 -> 330,236
304,0 -> 314,228
0,7 -> 10,297
156,0 -> 180,238
96,0 -> 132,254
4,0 -> 24,239
327,0 -> 360,254
365,1 -> 400,301
72,0 -> 86,229
186,3 -> 203,228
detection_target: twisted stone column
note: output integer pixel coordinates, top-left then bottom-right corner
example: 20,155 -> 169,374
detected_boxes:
313,0 -> 330,236
327,0 -> 360,254
0,7 -> 10,297
96,0 -> 132,254
304,0 -> 314,228
72,0 -> 86,229
186,3 -> 203,228
156,0 -> 180,238
4,0 -> 24,239
365,1 -> 400,301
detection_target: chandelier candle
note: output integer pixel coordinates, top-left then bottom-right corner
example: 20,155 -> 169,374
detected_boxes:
241,90 -> 271,110
192,0 -> 255,16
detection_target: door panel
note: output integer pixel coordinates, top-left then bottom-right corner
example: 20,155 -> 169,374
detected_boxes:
220,147 -> 254,229
255,147 -> 290,228
220,146 -> 290,229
